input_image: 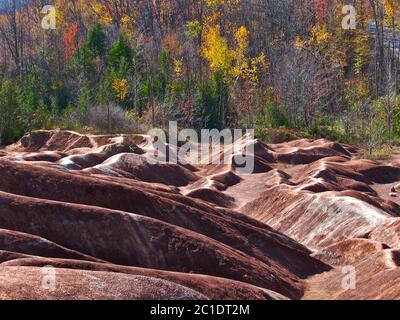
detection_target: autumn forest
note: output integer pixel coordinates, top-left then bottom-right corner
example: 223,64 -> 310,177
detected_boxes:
0,0 -> 400,157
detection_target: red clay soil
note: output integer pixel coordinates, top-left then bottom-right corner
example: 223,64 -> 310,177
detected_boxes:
0,267 -> 208,300
2,258 -> 288,300
0,130 -> 400,300
304,249 -> 400,300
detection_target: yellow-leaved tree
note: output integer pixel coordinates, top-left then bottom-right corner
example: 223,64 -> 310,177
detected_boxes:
206,0 -> 240,8
231,26 -> 250,79
201,24 -> 234,75
232,26 -> 267,83
112,78 -> 129,102
385,0 -> 399,20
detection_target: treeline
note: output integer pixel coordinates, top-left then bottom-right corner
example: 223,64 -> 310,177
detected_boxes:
0,0 -> 400,154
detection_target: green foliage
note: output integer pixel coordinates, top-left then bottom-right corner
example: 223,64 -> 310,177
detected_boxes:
0,79 -> 23,144
18,68 -> 39,131
0,69 -> 58,145
262,91 -> 289,129
74,24 -> 107,79
96,80 -> 109,106
77,81 -> 92,125
74,46 -> 96,78
53,83 -> 70,112
308,120 -> 348,142
194,80 -> 218,129
211,70 -> 230,128
185,20 -> 202,39
153,50 -> 171,99
32,100 -> 54,129
85,24 -> 107,58
255,89 -> 288,141
392,95 -> 400,138
109,34 -> 133,70
193,71 -> 230,129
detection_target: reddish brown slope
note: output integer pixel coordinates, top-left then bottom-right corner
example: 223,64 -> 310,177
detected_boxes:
2,258 -> 288,300
1,130 -> 400,300
0,267 -> 208,300
0,159 -> 329,280
0,190 -> 304,299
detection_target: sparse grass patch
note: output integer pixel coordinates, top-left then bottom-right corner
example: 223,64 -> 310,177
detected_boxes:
364,144 -> 394,161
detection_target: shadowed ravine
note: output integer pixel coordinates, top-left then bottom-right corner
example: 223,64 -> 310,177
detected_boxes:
0,130 -> 399,300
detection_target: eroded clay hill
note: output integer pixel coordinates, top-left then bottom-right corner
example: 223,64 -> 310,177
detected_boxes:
0,129 -> 399,300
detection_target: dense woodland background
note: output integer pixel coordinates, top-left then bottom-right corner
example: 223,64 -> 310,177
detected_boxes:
0,0 -> 400,157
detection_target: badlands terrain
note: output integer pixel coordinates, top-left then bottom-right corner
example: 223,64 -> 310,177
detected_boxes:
0,130 -> 400,300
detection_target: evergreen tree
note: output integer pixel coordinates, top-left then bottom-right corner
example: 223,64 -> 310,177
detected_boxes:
77,80 -> 92,126
109,34 -> 133,70
0,79 -> 22,144
85,24 -> 107,58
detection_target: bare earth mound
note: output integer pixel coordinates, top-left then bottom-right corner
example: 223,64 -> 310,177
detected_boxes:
0,130 -> 400,300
